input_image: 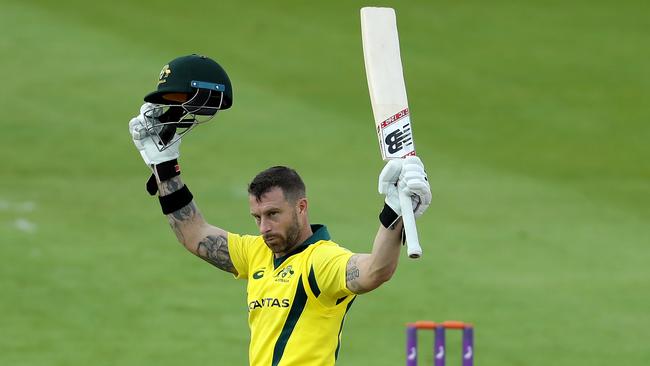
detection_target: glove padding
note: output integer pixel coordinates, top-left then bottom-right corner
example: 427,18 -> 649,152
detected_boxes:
129,103 -> 181,167
378,156 -> 431,219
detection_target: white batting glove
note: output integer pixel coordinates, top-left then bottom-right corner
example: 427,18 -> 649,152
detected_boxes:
378,156 -> 431,219
378,159 -> 403,215
128,103 -> 181,167
399,156 -> 431,218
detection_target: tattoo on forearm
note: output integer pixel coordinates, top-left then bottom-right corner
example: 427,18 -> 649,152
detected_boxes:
158,176 -> 199,242
159,176 -> 183,195
166,201 -> 199,243
197,235 -> 236,274
157,176 -> 234,274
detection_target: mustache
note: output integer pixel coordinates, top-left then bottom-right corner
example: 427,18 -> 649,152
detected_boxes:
263,234 -> 280,241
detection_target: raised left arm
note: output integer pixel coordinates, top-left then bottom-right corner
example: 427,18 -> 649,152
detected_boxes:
346,157 -> 431,294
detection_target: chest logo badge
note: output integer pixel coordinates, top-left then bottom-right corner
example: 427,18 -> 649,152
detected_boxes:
275,265 -> 295,282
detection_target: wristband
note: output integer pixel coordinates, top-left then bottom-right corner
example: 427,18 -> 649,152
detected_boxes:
146,159 -> 181,196
379,203 -> 406,245
159,185 -> 193,214
379,203 -> 400,229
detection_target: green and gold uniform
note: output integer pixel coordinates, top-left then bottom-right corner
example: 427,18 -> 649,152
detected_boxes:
228,225 -> 356,366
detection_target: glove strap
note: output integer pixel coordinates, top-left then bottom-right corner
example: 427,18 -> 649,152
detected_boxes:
379,203 -> 400,229
159,185 -> 193,214
146,159 -> 181,196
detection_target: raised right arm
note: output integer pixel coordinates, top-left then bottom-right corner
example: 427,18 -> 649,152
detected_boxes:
158,176 -> 237,275
129,104 -> 237,275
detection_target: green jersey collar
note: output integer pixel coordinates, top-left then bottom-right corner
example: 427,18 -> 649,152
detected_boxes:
303,224 -> 330,245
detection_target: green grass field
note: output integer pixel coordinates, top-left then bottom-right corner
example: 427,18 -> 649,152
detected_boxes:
1,0 -> 648,365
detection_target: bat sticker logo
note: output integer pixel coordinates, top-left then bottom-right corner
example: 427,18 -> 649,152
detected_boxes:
384,123 -> 412,154
377,109 -> 414,158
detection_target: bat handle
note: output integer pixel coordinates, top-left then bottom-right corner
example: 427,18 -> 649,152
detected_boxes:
399,190 -> 422,259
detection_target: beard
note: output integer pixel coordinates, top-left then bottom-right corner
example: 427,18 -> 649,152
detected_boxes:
263,211 -> 302,255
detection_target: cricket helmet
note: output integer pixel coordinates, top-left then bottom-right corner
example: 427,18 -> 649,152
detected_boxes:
141,54 -> 233,150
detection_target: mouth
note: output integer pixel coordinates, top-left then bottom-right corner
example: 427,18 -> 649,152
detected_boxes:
263,235 -> 278,243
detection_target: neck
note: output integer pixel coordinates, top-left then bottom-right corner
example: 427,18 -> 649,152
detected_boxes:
296,224 -> 313,246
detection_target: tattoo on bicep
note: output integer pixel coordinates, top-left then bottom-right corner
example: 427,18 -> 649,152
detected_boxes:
197,234 -> 236,274
346,266 -> 360,282
346,255 -> 362,292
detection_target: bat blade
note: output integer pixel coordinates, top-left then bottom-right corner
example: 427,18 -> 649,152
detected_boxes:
361,7 -> 415,161
361,7 -> 422,259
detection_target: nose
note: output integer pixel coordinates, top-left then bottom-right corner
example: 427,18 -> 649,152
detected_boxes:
259,218 -> 272,234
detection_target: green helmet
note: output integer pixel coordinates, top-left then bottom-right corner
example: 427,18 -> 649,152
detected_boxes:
144,54 -> 233,109
141,54 -> 233,150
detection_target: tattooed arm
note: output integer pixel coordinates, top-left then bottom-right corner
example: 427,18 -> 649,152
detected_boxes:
158,176 -> 237,275
345,221 -> 403,294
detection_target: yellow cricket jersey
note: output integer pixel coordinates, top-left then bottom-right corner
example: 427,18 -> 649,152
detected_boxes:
227,224 -> 356,366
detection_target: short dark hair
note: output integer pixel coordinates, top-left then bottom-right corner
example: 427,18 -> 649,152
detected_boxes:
248,166 -> 306,202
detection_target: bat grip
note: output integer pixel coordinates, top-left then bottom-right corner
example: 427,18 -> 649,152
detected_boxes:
399,190 -> 422,258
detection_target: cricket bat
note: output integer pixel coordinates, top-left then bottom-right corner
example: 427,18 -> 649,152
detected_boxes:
361,7 -> 422,258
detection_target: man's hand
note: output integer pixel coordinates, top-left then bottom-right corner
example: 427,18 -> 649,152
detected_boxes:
378,156 -> 431,219
129,103 -> 181,167
399,156 -> 432,218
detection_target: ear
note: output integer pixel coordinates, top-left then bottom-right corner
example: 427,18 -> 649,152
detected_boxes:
296,198 -> 308,215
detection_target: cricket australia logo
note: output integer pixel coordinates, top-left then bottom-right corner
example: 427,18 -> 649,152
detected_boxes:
158,64 -> 171,84
378,108 -> 414,158
274,265 -> 295,283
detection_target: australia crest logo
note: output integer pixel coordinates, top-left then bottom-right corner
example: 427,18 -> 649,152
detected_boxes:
275,265 -> 295,282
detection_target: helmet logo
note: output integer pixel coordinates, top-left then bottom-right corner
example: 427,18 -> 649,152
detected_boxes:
157,64 -> 172,85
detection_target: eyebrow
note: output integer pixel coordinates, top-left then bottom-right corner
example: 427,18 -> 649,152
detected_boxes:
251,207 -> 280,216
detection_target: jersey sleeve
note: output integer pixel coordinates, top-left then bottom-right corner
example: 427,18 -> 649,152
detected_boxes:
310,244 -> 355,300
227,232 -> 256,280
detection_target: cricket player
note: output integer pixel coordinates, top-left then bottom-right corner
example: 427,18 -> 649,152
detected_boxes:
129,54 -> 432,366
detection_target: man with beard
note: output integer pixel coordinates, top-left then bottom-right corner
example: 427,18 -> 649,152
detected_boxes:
129,54 -> 432,366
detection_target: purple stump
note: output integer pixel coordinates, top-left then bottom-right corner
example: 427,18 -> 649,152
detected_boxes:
406,326 -> 418,366
434,325 -> 446,366
462,326 -> 474,366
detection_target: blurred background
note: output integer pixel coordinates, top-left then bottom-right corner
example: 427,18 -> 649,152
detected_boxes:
1,0 -> 648,365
